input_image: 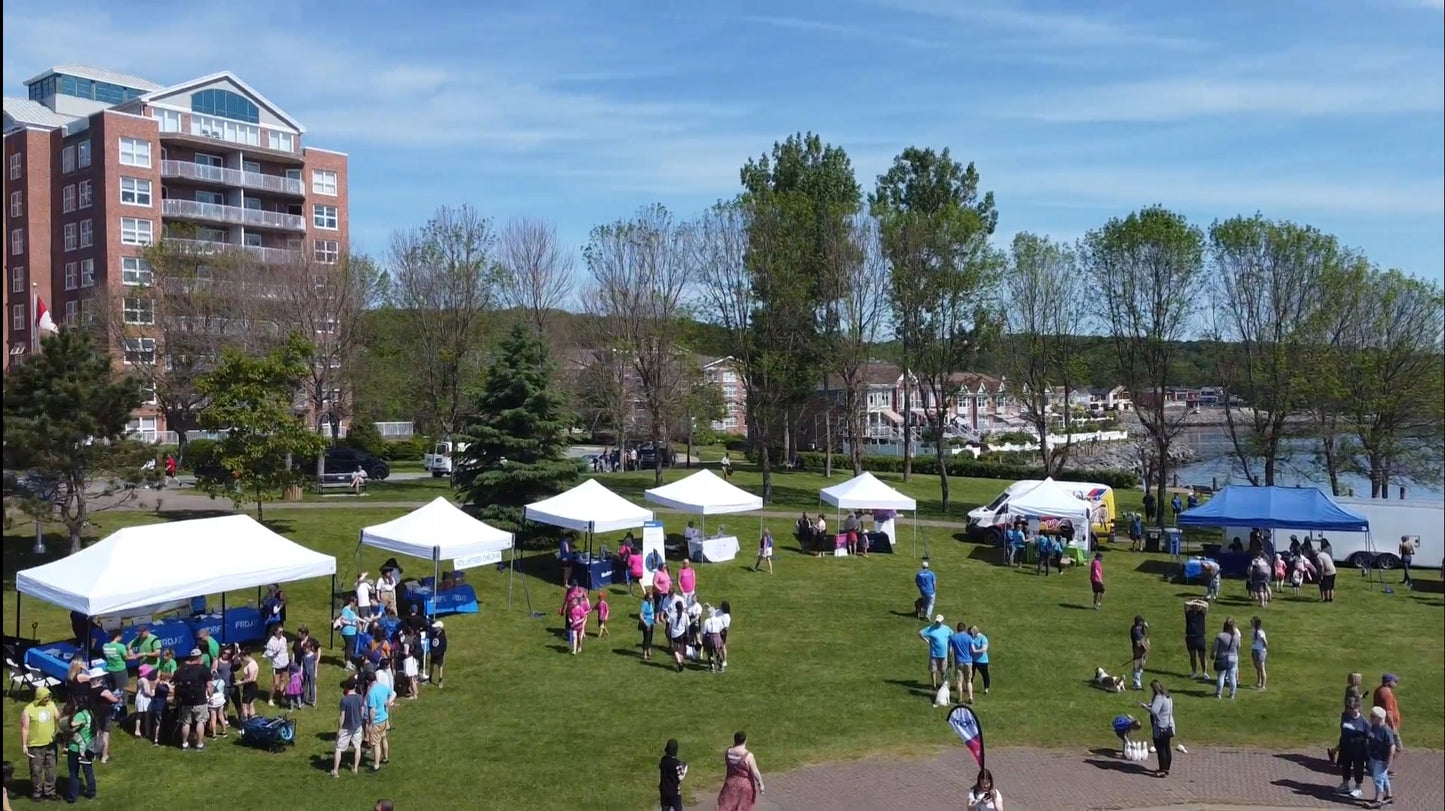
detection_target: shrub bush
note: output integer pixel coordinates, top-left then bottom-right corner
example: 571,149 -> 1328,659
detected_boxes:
384,438 -> 427,461
789,451 -> 1139,489
344,421 -> 389,458
181,438 -> 218,470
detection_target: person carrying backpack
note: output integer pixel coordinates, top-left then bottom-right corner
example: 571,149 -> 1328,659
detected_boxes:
58,697 -> 97,802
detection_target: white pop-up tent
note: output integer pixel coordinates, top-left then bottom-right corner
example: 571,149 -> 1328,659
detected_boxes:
1006,477 -> 1094,548
819,472 -> 920,556
525,479 -> 654,533
15,515 -> 335,618
645,469 -> 764,561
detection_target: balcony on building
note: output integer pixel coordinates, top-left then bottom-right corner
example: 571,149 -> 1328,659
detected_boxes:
162,197 -> 306,232
164,237 -> 302,265
159,159 -> 304,197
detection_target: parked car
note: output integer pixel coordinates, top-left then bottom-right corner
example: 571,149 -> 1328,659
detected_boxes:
2,469 -> 65,502
304,447 -> 391,484
636,442 -> 676,469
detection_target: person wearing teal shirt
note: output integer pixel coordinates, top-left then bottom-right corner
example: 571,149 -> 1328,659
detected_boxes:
99,629 -> 129,696
918,616 -> 952,691
1004,522 -> 1026,568
968,625 -> 991,695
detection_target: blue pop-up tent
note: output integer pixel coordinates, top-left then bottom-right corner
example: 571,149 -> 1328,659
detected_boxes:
1177,485 -> 1370,532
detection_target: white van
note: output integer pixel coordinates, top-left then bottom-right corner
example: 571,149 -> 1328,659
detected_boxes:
965,479 -> 1117,543
1223,498 -> 1444,569
423,440 -> 470,478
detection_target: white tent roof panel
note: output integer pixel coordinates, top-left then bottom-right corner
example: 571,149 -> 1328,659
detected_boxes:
644,469 -> 763,515
524,479 -> 654,533
819,472 -> 918,511
360,497 -> 513,561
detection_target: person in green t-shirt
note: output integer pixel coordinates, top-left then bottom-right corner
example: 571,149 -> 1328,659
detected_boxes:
197,629 -> 221,670
100,629 -> 129,694
156,648 -> 177,676
127,627 -> 162,670
61,699 -> 96,801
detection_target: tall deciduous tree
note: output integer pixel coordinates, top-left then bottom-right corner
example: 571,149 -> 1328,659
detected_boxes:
1083,206 -> 1206,527
198,334 -> 327,519
2,330 -> 146,552
455,323 -> 578,530
498,217 -> 576,339
739,133 -> 862,501
834,214 -> 891,476
870,148 -> 1001,510
1001,232 -> 1086,477
388,205 -> 505,438
584,205 -> 693,485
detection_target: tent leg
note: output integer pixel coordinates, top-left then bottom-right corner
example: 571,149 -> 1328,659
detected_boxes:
328,575 -> 336,651
14,591 -> 19,638
507,547 -> 515,612
221,593 -> 228,646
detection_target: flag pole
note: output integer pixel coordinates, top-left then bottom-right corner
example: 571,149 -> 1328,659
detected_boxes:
31,282 -> 38,354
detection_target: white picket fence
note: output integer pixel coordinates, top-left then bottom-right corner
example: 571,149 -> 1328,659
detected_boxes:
142,421 -> 416,445
958,429 -> 1131,458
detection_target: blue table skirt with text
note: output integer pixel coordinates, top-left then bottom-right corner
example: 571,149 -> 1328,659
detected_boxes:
23,607 -> 266,682
411,581 -> 479,616
570,557 -> 615,590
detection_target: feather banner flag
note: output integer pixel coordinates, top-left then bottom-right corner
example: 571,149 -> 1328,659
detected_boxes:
946,703 -> 985,769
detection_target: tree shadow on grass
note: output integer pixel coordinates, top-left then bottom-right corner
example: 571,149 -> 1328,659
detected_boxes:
883,678 -> 935,699
1274,752 -> 1336,774
1272,778 -> 1353,805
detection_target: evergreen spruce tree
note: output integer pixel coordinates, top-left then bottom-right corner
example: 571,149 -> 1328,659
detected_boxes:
456,323 -> 578,529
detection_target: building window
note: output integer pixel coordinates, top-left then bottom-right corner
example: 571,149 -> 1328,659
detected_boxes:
79,219 -> 93,248
6,153 -> 19,180
313,239 -> 339,264
120,217 -> 153,245
77,140 -> 91,168
312,205 -> 338,230
192,89 -> 260,124
123,337 -> 156,365
152,108 -> 182,132
9,266 -> 22,294
268,131 -> 295,152
194,153 -> 223,168
64,224 -> 77,252
126,417 -> 159,439
64,262 -> 78,290
120,177 -> 152,206
9,190 -> 20,217
119,137 -> 152,168
62,185 -> 75,212
190,114 -> 260,146
122,256 -> 154,286
78,180 -> 92,209
10,304 -> 21,332
312,170 -> 338,196
11,229 -> 23,254
64,300 -> 78,325
123,297 -> 154,325
196,190 -> 225,206
79,298 -> 94,325
62,146 -> 75,173
80,259 -> 95,288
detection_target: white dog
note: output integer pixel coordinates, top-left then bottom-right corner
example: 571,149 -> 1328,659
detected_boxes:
1094,666 -> 1127,693
933,683 -> 951,707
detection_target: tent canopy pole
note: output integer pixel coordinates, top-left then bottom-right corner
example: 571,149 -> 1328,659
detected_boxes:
220,592 -> 228,646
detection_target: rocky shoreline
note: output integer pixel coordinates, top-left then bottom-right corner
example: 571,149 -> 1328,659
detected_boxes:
1065,434 -> 1196,475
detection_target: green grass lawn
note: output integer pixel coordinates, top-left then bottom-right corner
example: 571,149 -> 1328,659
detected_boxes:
3,503 -> 1441,810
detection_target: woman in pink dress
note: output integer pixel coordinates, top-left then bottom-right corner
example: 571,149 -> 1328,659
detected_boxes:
716,731 -> 764,811
679,559 -> 697,604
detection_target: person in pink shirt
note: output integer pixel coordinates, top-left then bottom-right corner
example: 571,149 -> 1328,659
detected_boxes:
1090,553 -> 1106,610
652,565 -> 673,617
568,596 -> 589,655
595,592 -> 610,638
679,560 -> 697,604
627,550 -> 645,597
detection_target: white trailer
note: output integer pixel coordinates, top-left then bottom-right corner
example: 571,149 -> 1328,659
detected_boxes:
1224,497 -> 1444,569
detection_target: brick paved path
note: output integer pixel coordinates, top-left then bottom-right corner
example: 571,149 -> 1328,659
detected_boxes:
751,747 -> 1443,811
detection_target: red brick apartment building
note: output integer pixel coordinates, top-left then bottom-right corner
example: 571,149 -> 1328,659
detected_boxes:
3,65 -> 348,439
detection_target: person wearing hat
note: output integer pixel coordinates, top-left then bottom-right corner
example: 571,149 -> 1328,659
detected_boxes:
173,648 -> 212,751
914,559 -> 937,620
82,666 -> 120,764
427,621 -> 448,689
1365,705 -> 1397,807
918,615 -> 952,692
1372,674 -> 1402,750
19,686 -> 60,800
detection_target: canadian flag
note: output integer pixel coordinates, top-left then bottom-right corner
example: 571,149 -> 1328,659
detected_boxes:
35,296 -> 59,335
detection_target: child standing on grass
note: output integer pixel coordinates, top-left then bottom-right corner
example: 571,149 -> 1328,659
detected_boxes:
148,672 -> 170,746
283,663 -> 303,710
568,593 -> 590,655
1090,553 -> 1106,610
595,593 -> 610,638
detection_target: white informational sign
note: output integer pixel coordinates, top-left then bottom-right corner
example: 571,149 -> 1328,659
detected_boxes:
453,550 -> 503,570
641,520 -> 665,589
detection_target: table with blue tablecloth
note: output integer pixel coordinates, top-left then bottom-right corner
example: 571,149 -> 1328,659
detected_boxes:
413,579 -> 479,616
23,607 -> 269,682
571,555 -> 616,590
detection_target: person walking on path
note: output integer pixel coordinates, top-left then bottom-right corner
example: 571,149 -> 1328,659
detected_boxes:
969,626 -> 991,695
914,560 -> 936,620
716,731 -> 765,811
1212,618 -> 1241,700
949,623 -> 975,705
330,678 -> 365,777
1090,553 -> 1106,610
919,616 -> 952,692
1141,680 -> 1175,778
1249,616 -> 1268,691
1129,616 -> 1150,691
659,738 -> 688,811
966,768 -> 1004,810
1366,706 -> 1397,807
1337,696 -> 1369,799
19,686 -> 59,801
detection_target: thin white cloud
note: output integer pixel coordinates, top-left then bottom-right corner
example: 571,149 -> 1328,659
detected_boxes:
869,0 -> 1203,50
735,15 -> 942,49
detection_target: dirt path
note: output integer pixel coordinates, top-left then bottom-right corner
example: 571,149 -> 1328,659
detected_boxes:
746,746 -> 1442,811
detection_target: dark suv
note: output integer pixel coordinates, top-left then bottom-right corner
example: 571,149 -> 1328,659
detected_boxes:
307,447 -> 391,484
636,442 -> 676,469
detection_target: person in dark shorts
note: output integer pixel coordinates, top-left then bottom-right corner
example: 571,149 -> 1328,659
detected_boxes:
1184,600 -> 1209,680
659,738 -> 688,811
428,621 -> 447,689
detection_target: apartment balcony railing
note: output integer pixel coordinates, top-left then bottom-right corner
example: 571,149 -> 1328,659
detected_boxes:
165,237 -> 302,264
160,160 -> 305,196
162,198 -> 306,232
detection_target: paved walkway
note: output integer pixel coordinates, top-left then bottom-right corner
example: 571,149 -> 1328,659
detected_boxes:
749,747 -> 1442,811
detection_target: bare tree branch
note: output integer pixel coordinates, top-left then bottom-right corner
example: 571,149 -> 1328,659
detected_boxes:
498,216 -> 576,338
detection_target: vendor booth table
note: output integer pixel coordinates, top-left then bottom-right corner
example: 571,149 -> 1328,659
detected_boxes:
687,534 -> 740,563
527,480 -> 653,591
358,497 -> 512,619
411,576 -> 480,616
23,607 -> 267,681
569,555 -> 617,590
819,472 -> 918,556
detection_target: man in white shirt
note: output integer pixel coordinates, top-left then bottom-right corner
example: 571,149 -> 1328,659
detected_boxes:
263,625 -> 290,707
701,609 -> 726,673
1313,549 -> 1338,603
356,573 -> 374,618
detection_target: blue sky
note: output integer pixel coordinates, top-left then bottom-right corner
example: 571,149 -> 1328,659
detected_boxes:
5,0 -> 1442,287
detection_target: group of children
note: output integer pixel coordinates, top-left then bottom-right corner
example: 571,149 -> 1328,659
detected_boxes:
561,585 -> 611,655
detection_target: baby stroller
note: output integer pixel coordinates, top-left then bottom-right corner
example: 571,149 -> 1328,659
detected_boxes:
239,713 -> 297,753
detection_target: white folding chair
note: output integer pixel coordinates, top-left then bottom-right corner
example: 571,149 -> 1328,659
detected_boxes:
6,658 -> 30,697
25,664 -> 61,691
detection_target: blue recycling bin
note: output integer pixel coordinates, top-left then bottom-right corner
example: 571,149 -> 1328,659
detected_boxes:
1164,528 -> 1183,556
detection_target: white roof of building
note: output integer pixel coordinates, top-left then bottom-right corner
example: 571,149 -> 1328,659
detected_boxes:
141,71 -> 308,134
2,97 -> 80,130
25,64 -> 163,91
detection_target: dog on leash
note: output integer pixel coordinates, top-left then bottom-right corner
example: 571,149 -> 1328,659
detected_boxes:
1094,666 -> 1127,693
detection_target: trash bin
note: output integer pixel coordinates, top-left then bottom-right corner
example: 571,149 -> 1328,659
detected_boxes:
1144,529 -> 1162,553
1164,528 -> 1183,557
